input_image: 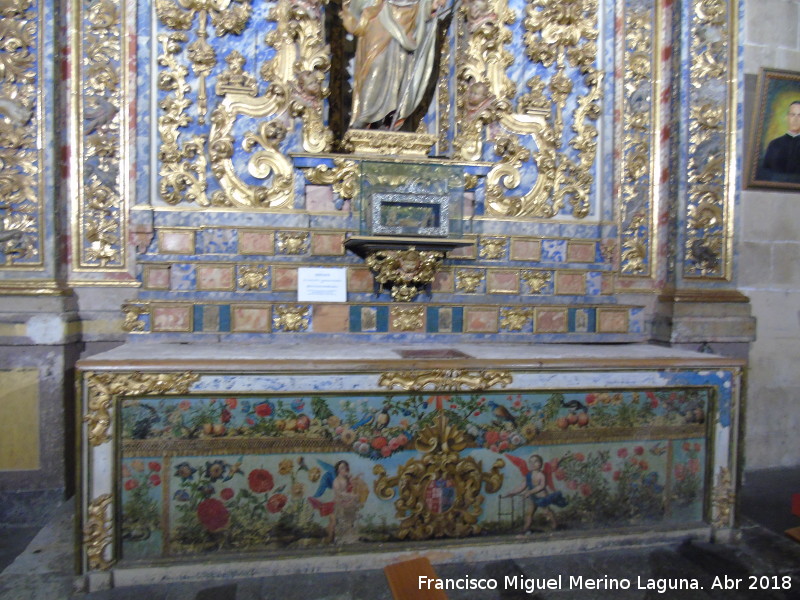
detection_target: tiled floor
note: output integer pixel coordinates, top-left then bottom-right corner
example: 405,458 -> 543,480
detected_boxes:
1,468 -> 798,600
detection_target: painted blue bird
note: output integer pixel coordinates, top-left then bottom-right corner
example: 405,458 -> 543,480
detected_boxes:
488,401 -> 517,427
351,410 -> 375,429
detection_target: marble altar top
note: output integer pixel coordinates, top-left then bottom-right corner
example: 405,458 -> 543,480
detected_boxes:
77,342 -> 745,372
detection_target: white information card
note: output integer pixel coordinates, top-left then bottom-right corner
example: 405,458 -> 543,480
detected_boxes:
297,267 -> 347,303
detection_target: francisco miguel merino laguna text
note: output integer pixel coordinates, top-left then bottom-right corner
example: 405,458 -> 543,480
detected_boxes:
418,575 -> 704,594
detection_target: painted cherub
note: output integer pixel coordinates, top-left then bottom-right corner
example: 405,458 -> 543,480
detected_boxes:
501,453 -> 567,533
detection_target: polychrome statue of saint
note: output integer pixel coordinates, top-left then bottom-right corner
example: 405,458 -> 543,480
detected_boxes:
341,0 -> 448,130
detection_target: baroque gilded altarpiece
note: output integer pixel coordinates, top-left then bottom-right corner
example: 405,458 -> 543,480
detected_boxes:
50,0 -> 739,336
58,0 -> 752,587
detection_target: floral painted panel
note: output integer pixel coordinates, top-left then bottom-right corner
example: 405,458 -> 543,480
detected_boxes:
119,388 -> 710,560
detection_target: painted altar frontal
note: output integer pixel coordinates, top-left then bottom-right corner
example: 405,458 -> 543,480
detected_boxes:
78,344 -> 743,582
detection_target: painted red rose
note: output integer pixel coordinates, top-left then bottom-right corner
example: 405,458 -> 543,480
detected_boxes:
371,437 -> 388,450
124,479 -> 138,491
617,448 -> 628,458
634,446 -> 644,456
255,403 -> 272,417
248,469 -> 274,493
485,431 -> 501,445
225,398 -> 237,410
148,462 -> 161,472
220,488 -> 234,501
196,498 -> 229,532
221,408 -> 231,423
149,474 -> 161,486
266,493 -> 287,514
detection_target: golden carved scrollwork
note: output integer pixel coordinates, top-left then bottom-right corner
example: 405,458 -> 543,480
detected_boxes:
276,231 -> 308,254
373,415 -> 504,540
365,247 -> 444,302
378,369 -> 512,392
454,0 -> 515,161
342,130 -> 436,158
237,265 -> 268,289
209,93 -> 294,207
494,0 -> 601,220
521,270 -> 551,294
479,237 -> 506,260
710,466 -> 734,529
619,5 -> 655,276
157,33 -> 210,205
684,0 -> 731,279
273,304 -> 310,331
500,307 -> 533,331
391,306 -> 425,331
304,159 -> 358,200
456,269 -> 483,293
122,303 -> 149,332
155,0 -> 251,124
78,0 -> 124,269
0,0 -> 40,266
84,494 -> 113,570
262,0 -> 332,154
84,372 -> 199,446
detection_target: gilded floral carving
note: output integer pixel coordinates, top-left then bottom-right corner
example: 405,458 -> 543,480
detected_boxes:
378,370 -> 513,392
366,248 -> 444,303
237,265 -> 269,290
391,306 -> 425,332
684,0 -> 731,279
84,494 -> 113,570
273,304 -> 310,332
619,3 -> 655,277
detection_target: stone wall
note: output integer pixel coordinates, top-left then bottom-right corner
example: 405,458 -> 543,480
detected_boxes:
741,0 -> 800,468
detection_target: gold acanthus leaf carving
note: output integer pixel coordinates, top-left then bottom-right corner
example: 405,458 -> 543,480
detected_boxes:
208,93 -> 294,208
479,237 -> 506,260
500,307 -> 533,331
276,231 -> 308,255
365,248 -> 443,303
85,372 -> 199,446
521,270 -> 551,294
84,494 -> 113,571
155,0 -> 252,124
304,159 -> 358,200
156,34 -> 210,206
619,8 -> 653,277
453,0 -> 515,161
237,265 -> 268,290
262,0 -> 332,153
391,306 -> 424,331
273,304 -> 310,332
121,303 -> 148,332
487,0 -> 601,220
378,370 -> 513,392
684,0 -> 729,280
372,415 -> 505,540
710,466 -> 735,529
456,270 -> 483,293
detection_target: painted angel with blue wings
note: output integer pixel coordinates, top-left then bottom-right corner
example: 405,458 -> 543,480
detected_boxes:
307,459 -> 368,544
